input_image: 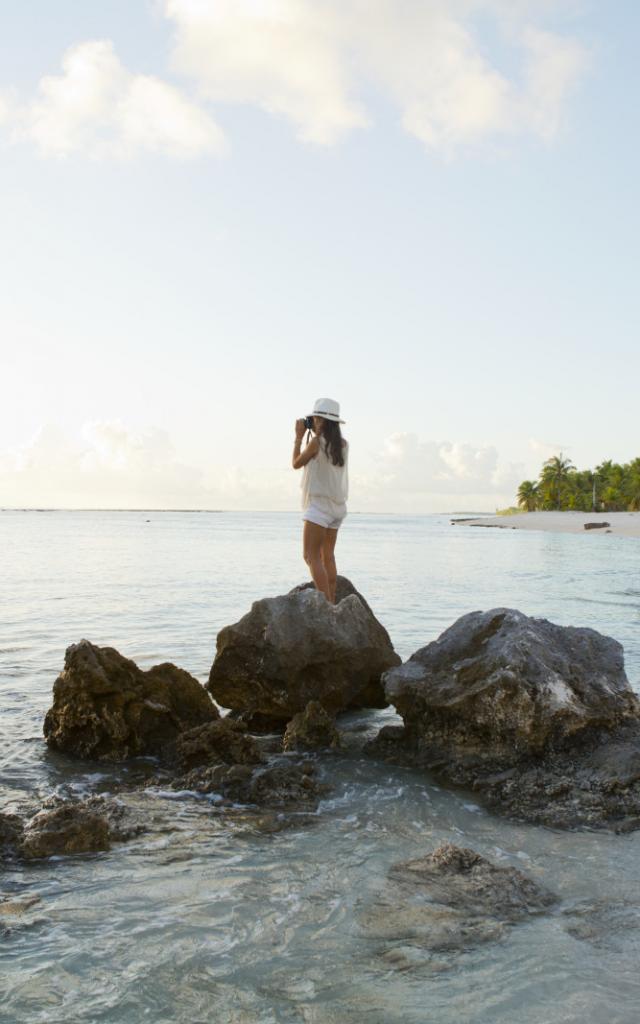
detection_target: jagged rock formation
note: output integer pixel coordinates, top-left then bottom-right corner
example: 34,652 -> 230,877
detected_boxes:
44,640 -> 217,761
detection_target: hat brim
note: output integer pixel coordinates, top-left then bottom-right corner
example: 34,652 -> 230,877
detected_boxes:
307,414 -> 346,423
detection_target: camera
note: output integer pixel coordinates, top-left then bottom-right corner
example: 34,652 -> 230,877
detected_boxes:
303,416 -> 314,430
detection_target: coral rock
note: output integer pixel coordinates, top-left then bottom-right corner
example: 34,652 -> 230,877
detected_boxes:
283,701 -> 341,752
44,640 -> 217,761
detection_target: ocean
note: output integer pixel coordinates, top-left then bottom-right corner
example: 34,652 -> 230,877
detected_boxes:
2,510 -> 640,1023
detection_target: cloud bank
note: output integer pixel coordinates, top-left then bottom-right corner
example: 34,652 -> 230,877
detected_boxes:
0,1 -> 588,159
1,421 -> 522,512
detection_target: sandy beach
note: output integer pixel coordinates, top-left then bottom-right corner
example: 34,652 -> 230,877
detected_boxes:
453,511 -> 640,537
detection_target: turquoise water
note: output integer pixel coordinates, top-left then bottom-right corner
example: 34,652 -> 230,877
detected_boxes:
1,511 -> 640,1023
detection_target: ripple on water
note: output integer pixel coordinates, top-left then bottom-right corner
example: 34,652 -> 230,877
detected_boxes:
2,511 -> 640,1023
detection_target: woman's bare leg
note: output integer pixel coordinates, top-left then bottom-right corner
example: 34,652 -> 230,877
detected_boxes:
303,521 -> 331,601
321,528 -> 339,604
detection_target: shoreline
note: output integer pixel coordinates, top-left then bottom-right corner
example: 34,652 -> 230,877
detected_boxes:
452,511 -> 640,538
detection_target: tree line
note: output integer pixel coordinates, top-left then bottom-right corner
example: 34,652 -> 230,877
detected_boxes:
517,454 -> 640,512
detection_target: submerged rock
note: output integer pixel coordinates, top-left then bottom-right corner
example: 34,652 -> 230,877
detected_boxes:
44,640 -> 217,761
163,758 -> 327,811
207,577 -> 400,720
359,842 -> 555,956
21,803 -> 111,859
1,797 -> 144,863
368,609 -> 640,830
283,701 -> 341,752
389,843 -> 556,919
0,813 -> 24,859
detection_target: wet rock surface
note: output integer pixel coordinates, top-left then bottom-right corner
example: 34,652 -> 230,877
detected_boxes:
359,842 -> 556,958
283,701 -> 341,752
207,577 -> 400,720
44,640 -> 217,761
1,796 -> 146,864
162,757 -> 327,811
369,609 -> 640,830
169,718 -> 263,772
384,608 -> 637,759
0,813 -> 24,859
226,709 -> 287,735
21,803 -> 112,859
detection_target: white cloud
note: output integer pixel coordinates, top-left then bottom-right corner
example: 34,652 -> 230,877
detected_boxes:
0,4 -> 589,159
164,0 -> 589,152
8,39 -> 226,159
354,432 -> 524,509
165,0 -> 369,145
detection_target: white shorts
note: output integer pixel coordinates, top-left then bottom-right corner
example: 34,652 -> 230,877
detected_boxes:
303,503 -> 347,530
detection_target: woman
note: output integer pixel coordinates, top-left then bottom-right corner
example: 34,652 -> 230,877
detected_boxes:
292,398 -> 348,604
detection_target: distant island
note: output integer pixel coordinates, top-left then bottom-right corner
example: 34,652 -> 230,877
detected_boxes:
516,454 -> 640,513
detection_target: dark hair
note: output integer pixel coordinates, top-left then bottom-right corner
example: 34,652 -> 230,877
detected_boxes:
320,419 -> 345,467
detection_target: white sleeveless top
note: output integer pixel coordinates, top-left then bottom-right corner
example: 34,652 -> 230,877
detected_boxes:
301,438 -> 349,513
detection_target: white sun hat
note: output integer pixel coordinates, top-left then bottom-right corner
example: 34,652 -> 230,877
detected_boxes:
308,398 -> 345,423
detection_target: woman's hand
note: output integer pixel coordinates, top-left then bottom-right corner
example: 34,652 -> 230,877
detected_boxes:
295,418 -> 307,441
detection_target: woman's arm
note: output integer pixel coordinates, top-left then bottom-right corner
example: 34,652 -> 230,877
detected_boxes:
292,420 -> 319,469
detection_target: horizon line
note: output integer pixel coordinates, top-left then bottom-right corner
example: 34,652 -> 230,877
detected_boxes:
0,507 -> 494,516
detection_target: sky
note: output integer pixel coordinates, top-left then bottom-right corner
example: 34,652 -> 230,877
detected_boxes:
1,0 -> 638,512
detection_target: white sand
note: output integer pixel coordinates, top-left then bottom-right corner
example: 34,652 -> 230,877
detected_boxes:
453,511 -> 640,537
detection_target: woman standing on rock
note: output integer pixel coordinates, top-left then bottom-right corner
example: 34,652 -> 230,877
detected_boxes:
292,398 -> 348,604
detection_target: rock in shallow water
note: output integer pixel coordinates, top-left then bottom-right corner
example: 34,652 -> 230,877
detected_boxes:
383,607 -> 637,760
161,758 -> 327,810
1,797 -> 145,863
283,701 -> 341,752
389,843 -> 556,920
359,842 -> 555,956
207,577 -> 400,720
369,608 -> 640,830
44,640 -> 217,761
21,803 -> 111,859
0,813 -> 24,859
170,718 -> 263,772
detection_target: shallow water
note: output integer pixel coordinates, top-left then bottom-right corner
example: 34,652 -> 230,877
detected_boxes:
2,510 -> 640,1023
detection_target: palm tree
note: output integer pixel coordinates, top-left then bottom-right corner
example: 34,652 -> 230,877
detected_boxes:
517,480 -> 538,512
541,452 -> 575,510
624,459 -> 640,511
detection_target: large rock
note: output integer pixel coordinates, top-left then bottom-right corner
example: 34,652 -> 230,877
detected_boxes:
207,577 -> 400,720
369,608 -> 640,830
44,640 -> 217,761
384,608 -> 638,761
